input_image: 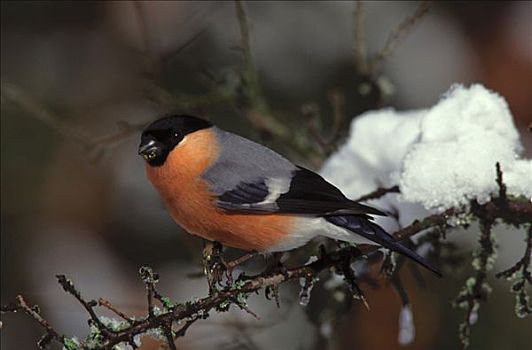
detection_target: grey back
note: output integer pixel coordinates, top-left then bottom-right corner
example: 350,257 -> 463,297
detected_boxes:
201,127 -> 296,195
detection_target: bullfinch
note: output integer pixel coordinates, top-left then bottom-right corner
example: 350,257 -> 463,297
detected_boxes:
138,114 -> 440,275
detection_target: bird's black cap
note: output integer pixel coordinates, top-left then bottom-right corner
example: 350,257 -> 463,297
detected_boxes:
139,115 -> 212,166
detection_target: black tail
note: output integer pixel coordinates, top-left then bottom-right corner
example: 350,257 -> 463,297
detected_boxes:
326,215 -> 442,277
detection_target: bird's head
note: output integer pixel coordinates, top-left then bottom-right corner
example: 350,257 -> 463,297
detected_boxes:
138,115 -> 212,167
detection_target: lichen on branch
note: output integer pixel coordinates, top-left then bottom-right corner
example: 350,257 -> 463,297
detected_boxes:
2,182 -> 530,349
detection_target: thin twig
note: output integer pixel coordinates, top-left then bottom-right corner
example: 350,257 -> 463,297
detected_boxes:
138,266 -> 160,318
454,202 -> 496,350
495,162 -> 507,204
354,1 -> 369,74
1,81 -> 91,146
225,251 -> 259,270
56,275 -> 110,333
160,28 -> 208,64
174,318 -> 198,338
132,0 -> 161,79
91,120 -> 147,148
163,324 -> 178,350
326,89 -> 347,146
369,1 -> 432,73
355,185 -> 400,202
340,250 -> 370,309
132,1 -> 152,55
1,81 -> 149,155
233,301 -> 260,320
496,226 -> 532,282
15,295 -> 66,348
391,273 -> 410,306
234,0 -> 261,105
98,298 -> 134,323
302,103 -> 329,154
233,0 -> 295,146
495,226 -> 532,318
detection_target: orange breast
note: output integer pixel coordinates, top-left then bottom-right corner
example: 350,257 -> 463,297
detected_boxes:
145,128 -> 294,252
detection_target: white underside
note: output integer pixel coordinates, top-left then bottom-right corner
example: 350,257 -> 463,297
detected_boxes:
266,217 -> 376,252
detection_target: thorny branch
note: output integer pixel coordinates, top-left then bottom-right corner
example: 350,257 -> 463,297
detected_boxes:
2,186 -> 531,349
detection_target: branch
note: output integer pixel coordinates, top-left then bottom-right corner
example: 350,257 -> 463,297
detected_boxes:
132,1 -> 161,80
369,1 -> 432,73
301,90 -> 349,158
234,0 -> 262,109
97,298 -> 133,323
495,225 -> 532,318
354,1 -> 369,74
495,162 -> 507,204
11,295 -> 69,349
2,190 -> 530,349
1,80 -> 91,147
453,205 -> 496,350
355,185 -> 400,202
232,1 -> 326,164
1,81 -> 148,159
452,164 -> 530,349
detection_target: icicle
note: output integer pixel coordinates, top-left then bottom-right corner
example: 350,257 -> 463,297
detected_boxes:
469,302 -> 479,325
299,277 -> 316,306
320,321 -> 333,338
398,304 -> 415,346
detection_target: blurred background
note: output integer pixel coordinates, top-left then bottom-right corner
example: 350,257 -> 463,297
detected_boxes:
1,1 -> 531,349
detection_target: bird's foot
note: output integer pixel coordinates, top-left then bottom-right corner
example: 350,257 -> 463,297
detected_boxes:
262,252 -> 289,308
203,241 -> 226,293
263,252 -> 289,279
203,242 -> 257,293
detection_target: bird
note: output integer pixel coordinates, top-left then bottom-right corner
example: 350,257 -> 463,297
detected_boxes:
138,114 -> 441,276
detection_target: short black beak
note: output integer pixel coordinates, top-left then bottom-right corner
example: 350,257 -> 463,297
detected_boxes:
138,140 -> 160,161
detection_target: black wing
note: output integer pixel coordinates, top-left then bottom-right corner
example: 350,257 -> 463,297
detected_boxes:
216,166 -> 386,217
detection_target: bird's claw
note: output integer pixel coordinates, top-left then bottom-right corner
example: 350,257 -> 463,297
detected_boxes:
203,243 -> 258,293
263,252 -> 289,279
203,242 -> 230,293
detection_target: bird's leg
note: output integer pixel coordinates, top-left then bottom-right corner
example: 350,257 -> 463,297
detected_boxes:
203,242 -> 258,291
261,252 -> 289,308
203,241 -> 225,293
263,252 -> 289,278
220,251 -> 257,285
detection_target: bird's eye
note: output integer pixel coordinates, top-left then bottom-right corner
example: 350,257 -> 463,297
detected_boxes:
173,131 -> 184,141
